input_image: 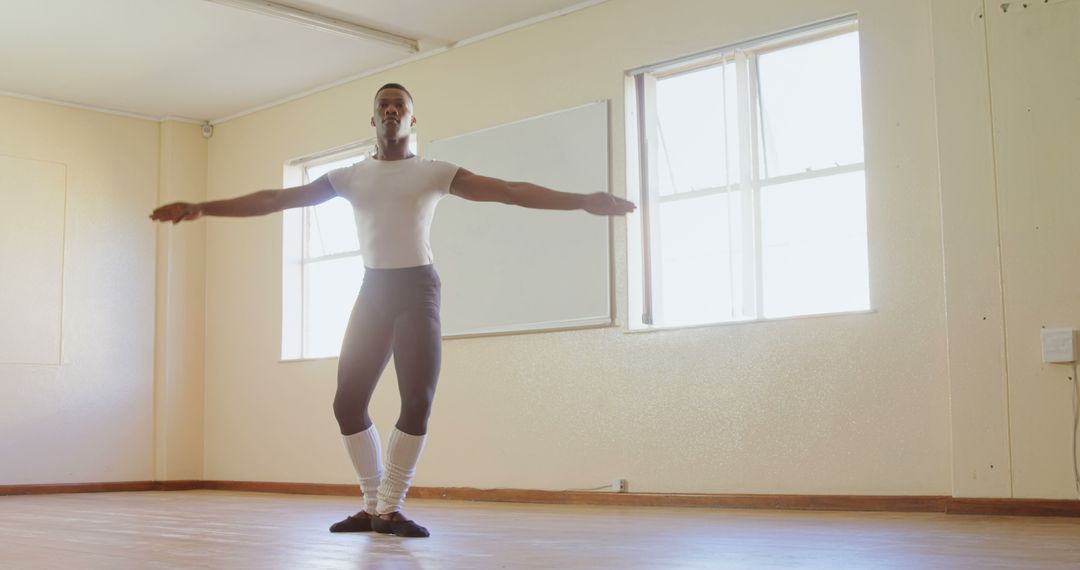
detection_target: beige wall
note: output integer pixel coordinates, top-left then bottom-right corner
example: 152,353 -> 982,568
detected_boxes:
203,0 -> 954,495
0,102 -> 206,485
0,96 -> 160,484
932,0 -> 1013,499
154,122 -> 208,481
932,0 -> 1080,500
983,0 -> 1080,499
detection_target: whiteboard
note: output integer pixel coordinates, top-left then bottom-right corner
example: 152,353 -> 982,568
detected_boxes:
426,102 -> 612,337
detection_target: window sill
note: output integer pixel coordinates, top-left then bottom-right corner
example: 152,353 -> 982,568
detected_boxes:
624,308 -> 876,334
279,355 -> 340,363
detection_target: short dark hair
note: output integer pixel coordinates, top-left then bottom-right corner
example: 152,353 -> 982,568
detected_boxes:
375,83 -> 412,103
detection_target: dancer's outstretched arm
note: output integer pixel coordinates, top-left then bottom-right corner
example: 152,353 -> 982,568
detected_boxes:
449,168 -> 635,216
149,175 -> 336,224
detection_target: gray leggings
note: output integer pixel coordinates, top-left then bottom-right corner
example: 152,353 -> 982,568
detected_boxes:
333,264 -> 442,437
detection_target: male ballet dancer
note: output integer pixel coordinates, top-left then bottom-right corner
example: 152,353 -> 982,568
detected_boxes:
151,83 -> 635,537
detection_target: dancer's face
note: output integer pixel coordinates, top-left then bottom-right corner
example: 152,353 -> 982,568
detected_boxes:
371,88 -> 415,141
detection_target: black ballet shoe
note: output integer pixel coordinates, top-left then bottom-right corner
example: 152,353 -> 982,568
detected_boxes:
372,513 -> 430,538
329,513 -> 373,533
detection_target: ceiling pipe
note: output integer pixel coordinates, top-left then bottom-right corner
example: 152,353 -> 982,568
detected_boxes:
203,0 -> 419,53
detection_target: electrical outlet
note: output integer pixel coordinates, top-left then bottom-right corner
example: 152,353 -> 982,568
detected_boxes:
1041,327 -> 1077,363
613,478 -> 629,493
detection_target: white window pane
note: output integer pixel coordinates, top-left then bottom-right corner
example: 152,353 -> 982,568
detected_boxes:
307,155 -> 364,181
306,196 -> 359,257
303,256 -> 365,358
658,193 -> 747,326
757,32 -> 864,178
655,62 -> 738,196
760,171 -> 869,318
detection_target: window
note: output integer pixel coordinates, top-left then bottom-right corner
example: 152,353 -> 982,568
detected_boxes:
281,143 -> 369,360
628,18 -> 869,329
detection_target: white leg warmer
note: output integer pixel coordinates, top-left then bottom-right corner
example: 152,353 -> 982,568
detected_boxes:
376,428 -> 427,515
342,425 -> 383,514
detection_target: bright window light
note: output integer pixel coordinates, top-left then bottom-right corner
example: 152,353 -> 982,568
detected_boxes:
631,19 -> 869,329
757,32 -> 865,178
281,146 -> 368,360
760,170 -> 869,318
281,138 -> 419,359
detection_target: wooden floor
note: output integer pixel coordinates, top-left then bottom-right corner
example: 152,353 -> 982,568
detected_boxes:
2,491 -> 1079,569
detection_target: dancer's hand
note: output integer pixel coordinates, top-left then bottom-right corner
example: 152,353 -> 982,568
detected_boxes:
583,193 -> 636,216
150,202 -> 203,224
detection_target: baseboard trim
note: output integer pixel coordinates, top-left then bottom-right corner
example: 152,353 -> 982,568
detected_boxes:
946,497 -> 1080,517
406,487 -> 951,513
153,480 -> 203,491
181,484 -> 1080,517
3,481 -> 1077,517
200,481 -> 359,496
0,481 -> 157,495
202,482 -> 948,512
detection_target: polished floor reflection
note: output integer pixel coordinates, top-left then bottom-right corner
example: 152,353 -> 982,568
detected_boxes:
2,490 -> 1079,569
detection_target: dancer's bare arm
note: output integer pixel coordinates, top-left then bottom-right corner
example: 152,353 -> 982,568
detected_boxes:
149,175 -> 336,224
449,168 -> 635,216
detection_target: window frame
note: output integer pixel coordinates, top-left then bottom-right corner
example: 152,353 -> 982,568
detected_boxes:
281,140 -> 373,361
628,15 -> 870,331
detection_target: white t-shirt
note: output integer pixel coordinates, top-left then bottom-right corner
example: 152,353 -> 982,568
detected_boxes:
327,156 -> 460,269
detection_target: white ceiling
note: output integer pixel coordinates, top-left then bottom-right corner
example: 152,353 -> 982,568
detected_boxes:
0,0 -> 601,122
